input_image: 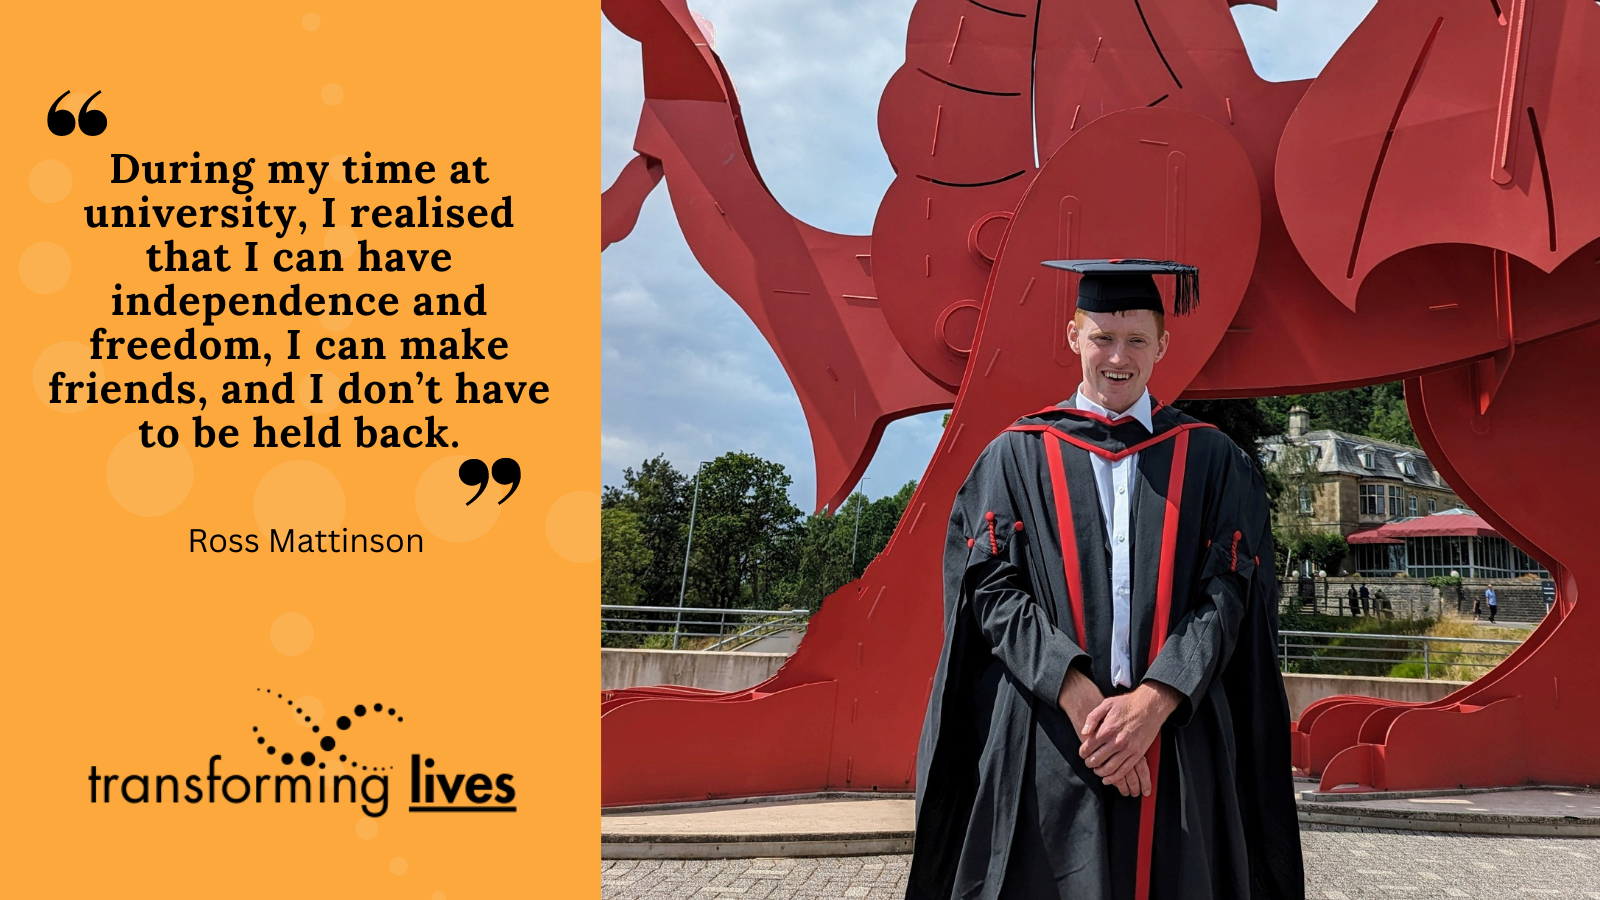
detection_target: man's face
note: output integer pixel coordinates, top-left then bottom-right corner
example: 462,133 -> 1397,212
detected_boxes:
1066,309 -> 1169,412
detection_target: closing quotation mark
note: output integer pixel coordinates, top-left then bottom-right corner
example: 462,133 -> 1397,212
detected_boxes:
459,458 -> 522,506
48,90 -> 108,136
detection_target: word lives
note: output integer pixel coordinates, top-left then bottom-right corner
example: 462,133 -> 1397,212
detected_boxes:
410,755 -> 515,813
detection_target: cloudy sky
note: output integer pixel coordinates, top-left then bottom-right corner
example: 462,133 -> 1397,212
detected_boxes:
601,0 -> 1378,509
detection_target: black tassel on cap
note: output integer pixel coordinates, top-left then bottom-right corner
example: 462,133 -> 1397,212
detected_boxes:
1150,260 -> 1200,317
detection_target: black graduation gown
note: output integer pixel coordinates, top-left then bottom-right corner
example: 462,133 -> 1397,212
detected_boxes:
907,401 -> 1304,900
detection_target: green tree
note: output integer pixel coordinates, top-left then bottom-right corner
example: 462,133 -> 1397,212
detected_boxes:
1293,532 -> 1349,576
1257,382 -> 1418,447
1265,440 -> 1324,577
1366,381 -> 1417,446
775,480 -> 917,611
600,508 -> 652,607
602,455 -> 691,608
1305,388 -> 1374,435
685,452 -> 803,610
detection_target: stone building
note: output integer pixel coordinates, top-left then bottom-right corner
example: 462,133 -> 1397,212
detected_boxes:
1260,407 -> 1549,608
1260,407 -> 1463,576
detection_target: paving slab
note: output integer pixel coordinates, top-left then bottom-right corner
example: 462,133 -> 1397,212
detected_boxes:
1298,787 -> 1600,836
603,786 -> 1600,859
603,795 -> 915,859
602,830 -> 1600,899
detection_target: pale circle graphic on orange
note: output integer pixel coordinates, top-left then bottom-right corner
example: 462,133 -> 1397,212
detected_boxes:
33,341 -> 102,414
294,695 -> 324,728
29,160 -> 72,202
547,491 -> 601,562
433,893 -> 447,900
415,456 -> 500,542
356,819 -> 378,840
19,242 -> 71,294
302,12 -> 321,30
390,857 -> 408,875
322,83 -> 344,106
105,432 -> 193,517
270,612 -> 315,656
321,222 -> 358,259
254,460 -> 346,534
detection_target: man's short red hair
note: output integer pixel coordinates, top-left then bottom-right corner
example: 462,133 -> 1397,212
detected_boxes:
1073,307 -> 1166,335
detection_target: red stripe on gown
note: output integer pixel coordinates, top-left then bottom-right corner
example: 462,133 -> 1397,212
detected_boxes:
1136,428 -> 1190,900
1044,434 -> 1088,647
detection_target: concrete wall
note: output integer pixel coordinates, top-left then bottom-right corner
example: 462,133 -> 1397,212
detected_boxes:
603,650 -> 1470,718
1282,576 -> 1441,619
1282,576 -> 1550,623
1455,579 -> 1548,624
602,648 -> 788,693
1282,672 -> 1467,720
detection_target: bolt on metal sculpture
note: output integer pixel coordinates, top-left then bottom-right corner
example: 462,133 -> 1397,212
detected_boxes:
601,0 -> 1600,804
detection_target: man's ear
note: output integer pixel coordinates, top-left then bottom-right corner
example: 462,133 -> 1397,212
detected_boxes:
1154,327 -> 1170,363
1066,316 -> 1082,356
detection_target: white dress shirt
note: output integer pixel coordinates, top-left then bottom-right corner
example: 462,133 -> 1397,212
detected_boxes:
1069,389 -> 1153,687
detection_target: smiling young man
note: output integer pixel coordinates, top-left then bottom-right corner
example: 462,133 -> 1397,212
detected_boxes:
908,260 -> 1303,900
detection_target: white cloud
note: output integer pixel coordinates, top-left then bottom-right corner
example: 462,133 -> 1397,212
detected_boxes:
602,1 -> 915,506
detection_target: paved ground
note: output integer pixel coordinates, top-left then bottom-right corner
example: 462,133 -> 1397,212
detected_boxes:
1303,789 -> 1600,818
604,797 -> 914,838
601,826 -> 1600,899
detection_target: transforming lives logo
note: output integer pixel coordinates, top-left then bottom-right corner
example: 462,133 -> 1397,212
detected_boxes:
86,689 -> 516,818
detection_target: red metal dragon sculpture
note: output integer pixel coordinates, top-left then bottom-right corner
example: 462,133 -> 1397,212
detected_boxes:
601,0 -> 1600,803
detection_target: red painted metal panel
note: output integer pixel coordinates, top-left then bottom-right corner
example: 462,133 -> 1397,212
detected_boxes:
602,0 -> 1600,802
601,681 -> 838,806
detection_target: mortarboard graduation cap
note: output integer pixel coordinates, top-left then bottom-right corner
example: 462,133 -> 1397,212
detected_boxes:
1041,258 -> 1199,317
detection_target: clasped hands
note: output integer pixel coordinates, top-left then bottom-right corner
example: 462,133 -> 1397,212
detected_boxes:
1057,668 -> 1181,798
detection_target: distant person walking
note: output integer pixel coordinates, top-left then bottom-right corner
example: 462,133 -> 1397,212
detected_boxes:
1486,586 -> 1498,623
1358,583 -> 1371,617
1375,588 -> 1392,618
1346,584 -> 1360,617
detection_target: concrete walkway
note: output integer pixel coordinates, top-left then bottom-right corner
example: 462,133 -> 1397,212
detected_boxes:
603,788 -> 1600,859
1299,787 -> 1600,836
602,828 -> 1600,898
604,795 -> 915,858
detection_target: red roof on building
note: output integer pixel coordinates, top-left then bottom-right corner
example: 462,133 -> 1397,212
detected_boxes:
1348,509 -> 1501,543
1346,528 -> 1401,545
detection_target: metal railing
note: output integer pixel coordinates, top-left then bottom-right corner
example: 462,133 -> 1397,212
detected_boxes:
601,604 -> 809,651
1278,629 -> 1523,680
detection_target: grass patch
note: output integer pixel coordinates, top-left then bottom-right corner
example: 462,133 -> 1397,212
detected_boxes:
1279,615 -> 1436,678
1385,616 -> 1526,681
601,632 -> 721,650
1276,605 -> 1527,680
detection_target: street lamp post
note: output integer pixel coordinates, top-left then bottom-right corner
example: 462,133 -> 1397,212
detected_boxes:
850,477 -> 870,572
673,461 -> 707,650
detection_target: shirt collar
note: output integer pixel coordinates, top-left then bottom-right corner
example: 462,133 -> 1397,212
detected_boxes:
1070,388 -> 1154,432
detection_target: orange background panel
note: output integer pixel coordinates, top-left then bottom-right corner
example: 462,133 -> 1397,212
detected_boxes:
0,3 -> 595,896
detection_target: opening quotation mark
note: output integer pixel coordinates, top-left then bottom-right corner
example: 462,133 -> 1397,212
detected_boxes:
48,90 -> 108,136
459,458 -> 522,506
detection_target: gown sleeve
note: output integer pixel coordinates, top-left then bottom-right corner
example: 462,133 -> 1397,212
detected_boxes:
956,435 -> 1090,707
1142,439 -> 1266,725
